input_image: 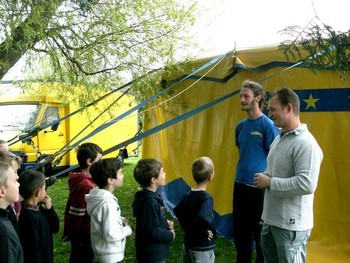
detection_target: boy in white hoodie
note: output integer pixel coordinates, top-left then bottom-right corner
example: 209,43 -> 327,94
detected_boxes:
85,158 -> 132,263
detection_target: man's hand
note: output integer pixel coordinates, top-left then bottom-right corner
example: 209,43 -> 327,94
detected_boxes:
254,172 -> 271,189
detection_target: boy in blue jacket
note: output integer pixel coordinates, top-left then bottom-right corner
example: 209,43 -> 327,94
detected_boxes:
132,158 -> 175,263
174,156 -> 216,263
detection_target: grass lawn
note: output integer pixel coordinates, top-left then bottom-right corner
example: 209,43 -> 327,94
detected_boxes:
47,157 -> 237,262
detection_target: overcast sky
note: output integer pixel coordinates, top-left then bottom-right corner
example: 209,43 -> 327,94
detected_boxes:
194,0 -> 350,56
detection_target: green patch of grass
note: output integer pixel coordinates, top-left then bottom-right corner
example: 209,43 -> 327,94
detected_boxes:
47,157 -> 236,262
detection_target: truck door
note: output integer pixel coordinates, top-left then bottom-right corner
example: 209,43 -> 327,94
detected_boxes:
37,104 -> 68,166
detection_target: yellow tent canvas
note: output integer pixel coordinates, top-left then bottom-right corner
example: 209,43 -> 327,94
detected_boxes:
142,45 -> 350,262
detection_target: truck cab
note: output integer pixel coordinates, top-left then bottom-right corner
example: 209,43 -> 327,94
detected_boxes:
0,84 -> 139,175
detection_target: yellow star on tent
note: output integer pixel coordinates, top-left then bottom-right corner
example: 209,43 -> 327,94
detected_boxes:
303,93 -> 319,110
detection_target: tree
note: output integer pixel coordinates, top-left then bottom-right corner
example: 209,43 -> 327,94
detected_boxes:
0,0 -> 199,101
279,16 -> 350,80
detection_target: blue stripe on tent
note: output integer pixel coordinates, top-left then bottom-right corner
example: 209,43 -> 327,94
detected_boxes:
170,78 -> 350,112
177,61 -> 296,84
234,61 -> 296,71
295,88 -> 350,112
172,61 -> 337,84
264,88 -> 350,112
158,178 -> 234,240
180,61 -> 301,83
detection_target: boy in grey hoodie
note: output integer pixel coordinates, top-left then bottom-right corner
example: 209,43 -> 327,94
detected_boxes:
85,158 -> 132,263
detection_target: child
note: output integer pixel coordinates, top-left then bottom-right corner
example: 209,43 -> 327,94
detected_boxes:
18,169 -> 60,263
0,150 -> 22,232
132,158 -> 175,263
62,142 -> 103,263
0,140 -> 9,151
174,156 -> 216,263
86,158 -> 132,263
0,162 -> 23,263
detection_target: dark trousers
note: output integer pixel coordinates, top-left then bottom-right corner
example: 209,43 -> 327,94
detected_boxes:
69,232 -> 94,263
233,182 -> 264,263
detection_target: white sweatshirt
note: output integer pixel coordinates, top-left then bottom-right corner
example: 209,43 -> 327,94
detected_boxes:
86,188 -> 132,263
262,124 -> 323,231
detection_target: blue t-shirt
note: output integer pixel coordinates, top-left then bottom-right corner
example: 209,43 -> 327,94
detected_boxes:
235,114 -> 279,185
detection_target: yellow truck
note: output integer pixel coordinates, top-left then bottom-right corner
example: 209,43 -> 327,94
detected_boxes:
0,83 -> 139,176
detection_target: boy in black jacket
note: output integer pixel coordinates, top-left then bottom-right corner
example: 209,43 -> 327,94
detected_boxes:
174,156 -> 216,263
18,170 -> 60,263
132,158 -> 175,263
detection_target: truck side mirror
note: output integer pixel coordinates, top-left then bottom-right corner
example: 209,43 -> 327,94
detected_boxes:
20,126 -> 41,141
51,121 -> 60,131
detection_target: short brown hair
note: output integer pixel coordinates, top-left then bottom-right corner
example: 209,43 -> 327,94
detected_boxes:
134,158 -> 162,187
192,156 -> 214,183
19,170 -> 45,199
269,87 -> 300,116
90,158 -> 123,188
76,142 -> 102,169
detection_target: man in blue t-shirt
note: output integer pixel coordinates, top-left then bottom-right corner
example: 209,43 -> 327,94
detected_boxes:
233,80 -> 279,263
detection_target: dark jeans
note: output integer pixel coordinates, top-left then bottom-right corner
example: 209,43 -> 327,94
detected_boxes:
69,232 -> 94,263
232,182 -> 264,263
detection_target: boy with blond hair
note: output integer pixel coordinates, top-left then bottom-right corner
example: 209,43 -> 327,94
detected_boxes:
174,156 -> 216,263
0,162 -> 23,263
0,140 -> 9,151
0,150 -> 22,232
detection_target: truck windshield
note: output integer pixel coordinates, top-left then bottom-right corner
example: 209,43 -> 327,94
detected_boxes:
0,104 -> 41,131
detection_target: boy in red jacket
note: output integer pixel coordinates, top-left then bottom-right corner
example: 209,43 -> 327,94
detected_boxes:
62,142 -> 102,263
